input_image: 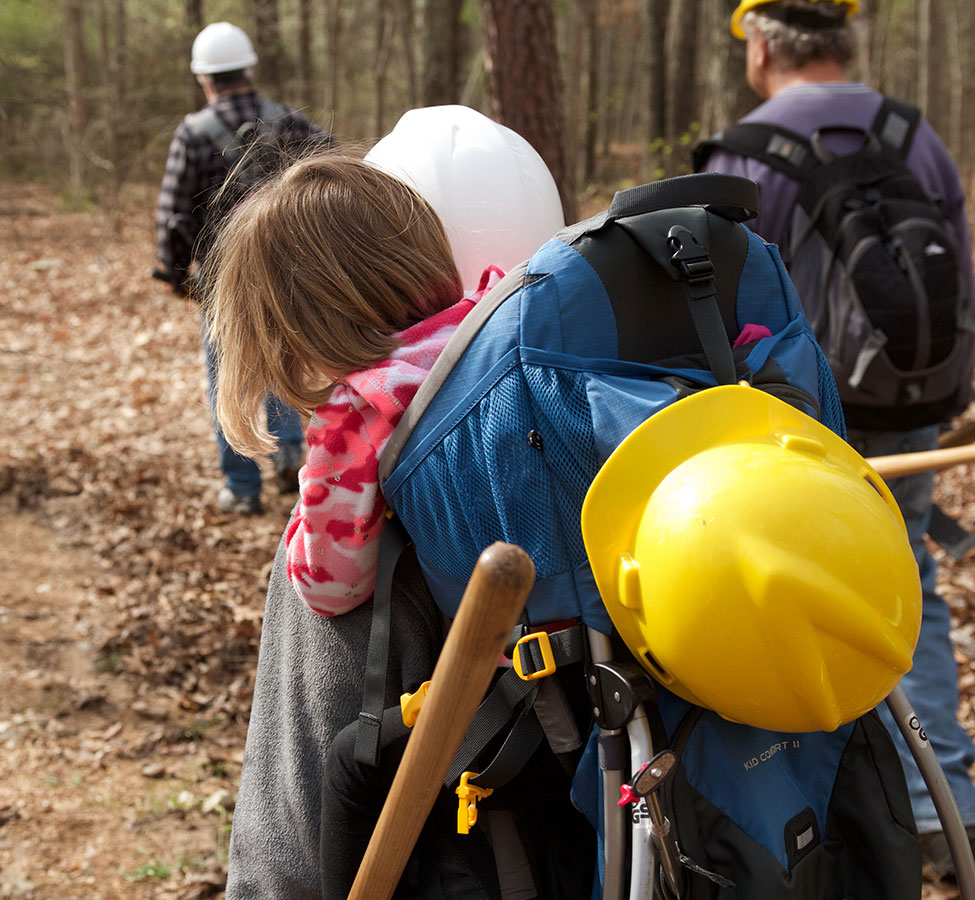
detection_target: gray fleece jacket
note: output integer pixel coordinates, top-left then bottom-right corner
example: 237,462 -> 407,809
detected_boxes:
225,532 -> 443,899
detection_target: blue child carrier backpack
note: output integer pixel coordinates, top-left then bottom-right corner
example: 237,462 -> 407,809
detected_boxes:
369,174 -> 921,898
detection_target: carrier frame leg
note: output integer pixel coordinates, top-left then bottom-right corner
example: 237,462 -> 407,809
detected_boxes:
887,684 -> 975,898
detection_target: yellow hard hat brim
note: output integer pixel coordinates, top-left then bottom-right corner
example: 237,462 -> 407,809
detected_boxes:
730,0 -> 860,40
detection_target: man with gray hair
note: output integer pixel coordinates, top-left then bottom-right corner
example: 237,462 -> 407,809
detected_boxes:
155,22 -> 334,515
696,0 -> 975,881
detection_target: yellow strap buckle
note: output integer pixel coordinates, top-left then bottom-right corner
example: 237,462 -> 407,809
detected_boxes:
400,681 -> 430,728
456,772 -> 493,834
513,631 -> 556,681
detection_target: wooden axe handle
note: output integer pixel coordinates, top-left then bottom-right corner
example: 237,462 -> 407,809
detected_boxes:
346,542 -> 535,900
868,443 -> 975,479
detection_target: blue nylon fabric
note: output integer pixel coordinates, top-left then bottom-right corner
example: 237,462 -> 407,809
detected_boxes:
735,232 -> 806,330
656,689 -> 853,869
519,238 -> 620,358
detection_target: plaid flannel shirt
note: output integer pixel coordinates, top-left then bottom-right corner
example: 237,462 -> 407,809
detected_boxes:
154,89 -> 333,275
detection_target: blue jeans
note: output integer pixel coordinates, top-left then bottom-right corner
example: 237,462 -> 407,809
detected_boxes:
203,326 -> 304,499
848,424 -> 975,833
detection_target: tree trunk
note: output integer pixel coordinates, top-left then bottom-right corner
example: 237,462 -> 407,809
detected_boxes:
324,0 -> 343,123
185,0 -> 203,109
858,0 -> 875,81
617,7 -> 642,143
946,0 -> 962,156
298,0 -> 313,110
63,0 -> 87,200
917,0 -> 931,115
956,0 -> 975,172
481,0 -> 577,221
582,0 -> 600,181
421,0 -> 462,105
919,0 -> 947,137
398,0 -> 418,109
374,0 -> 393,138
646,0 -> 667,141
865,0 -> 890,92
664,0 -> 698,141
249,0 -> 283,97
99,0 -> 127,200
699,0 -> 752,140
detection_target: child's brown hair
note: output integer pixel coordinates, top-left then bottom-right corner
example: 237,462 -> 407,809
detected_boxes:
204,153 -> 463,457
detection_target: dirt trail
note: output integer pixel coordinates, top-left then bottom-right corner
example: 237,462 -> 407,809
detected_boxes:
1,180 -> 973,898
0,182 -> 294,899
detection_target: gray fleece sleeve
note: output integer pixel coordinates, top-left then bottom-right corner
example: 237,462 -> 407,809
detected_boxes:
225,531 -> 443,900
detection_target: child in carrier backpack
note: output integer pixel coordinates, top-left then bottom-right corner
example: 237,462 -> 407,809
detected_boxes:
207,152 -> 503,618
205,152 -> 511,899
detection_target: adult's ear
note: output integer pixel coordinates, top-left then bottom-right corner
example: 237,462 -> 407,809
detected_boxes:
749,27 -> 769,69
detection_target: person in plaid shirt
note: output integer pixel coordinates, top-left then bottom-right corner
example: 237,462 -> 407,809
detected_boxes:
154,21 -> 334,515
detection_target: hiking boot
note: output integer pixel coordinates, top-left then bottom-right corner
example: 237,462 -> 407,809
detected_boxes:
218,487 -> 264,516
920,825 -> 975,881
274,446 -> 303,494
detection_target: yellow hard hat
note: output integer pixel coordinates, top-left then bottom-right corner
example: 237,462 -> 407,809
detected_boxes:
581,384 -> 920,733
730,0 -> 859,40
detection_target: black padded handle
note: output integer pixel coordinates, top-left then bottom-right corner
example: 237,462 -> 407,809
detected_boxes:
809,125 -> 881,165
608,173 -> 760,223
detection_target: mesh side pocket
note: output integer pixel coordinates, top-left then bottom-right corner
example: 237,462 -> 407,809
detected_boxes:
520,362 -> 600,568
391,363 -> 599,585
815,347 -> 846,437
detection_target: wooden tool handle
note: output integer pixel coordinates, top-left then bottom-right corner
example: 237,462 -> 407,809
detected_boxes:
868,443 -> 975,479
346,542 -> 535,900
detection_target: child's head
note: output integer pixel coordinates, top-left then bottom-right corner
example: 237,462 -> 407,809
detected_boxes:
205,153 -> 462,456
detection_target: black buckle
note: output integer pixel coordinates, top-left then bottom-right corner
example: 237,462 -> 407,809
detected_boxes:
668,225 -> 714,281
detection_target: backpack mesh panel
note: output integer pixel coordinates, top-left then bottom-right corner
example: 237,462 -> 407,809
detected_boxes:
520,362 -> 600,568
816,346 -> 846,436
393,361 -> 599,584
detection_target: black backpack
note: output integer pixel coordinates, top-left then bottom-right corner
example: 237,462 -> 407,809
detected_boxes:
695,97 -> 974,430
185,97 -> 291,228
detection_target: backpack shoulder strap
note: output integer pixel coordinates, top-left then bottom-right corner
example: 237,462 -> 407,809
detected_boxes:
257,98 -> 289,129
353,515 -> 413,767
259,97 -> 287,118
377,262 -> 529,486
183,107 -> 236,153
870,96 -> 921,158
694,121 -> 815,181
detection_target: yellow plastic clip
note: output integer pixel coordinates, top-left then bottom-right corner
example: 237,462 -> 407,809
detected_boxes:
400,681 -> 430,728
513,631 -> 556,681
456,772 -> 493,834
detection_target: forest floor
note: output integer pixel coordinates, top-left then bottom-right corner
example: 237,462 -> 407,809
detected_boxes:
1,180 -> 975,899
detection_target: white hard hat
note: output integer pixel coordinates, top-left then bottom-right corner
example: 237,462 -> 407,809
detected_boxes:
191,22 -> 258,75
364,105 -> 565,290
